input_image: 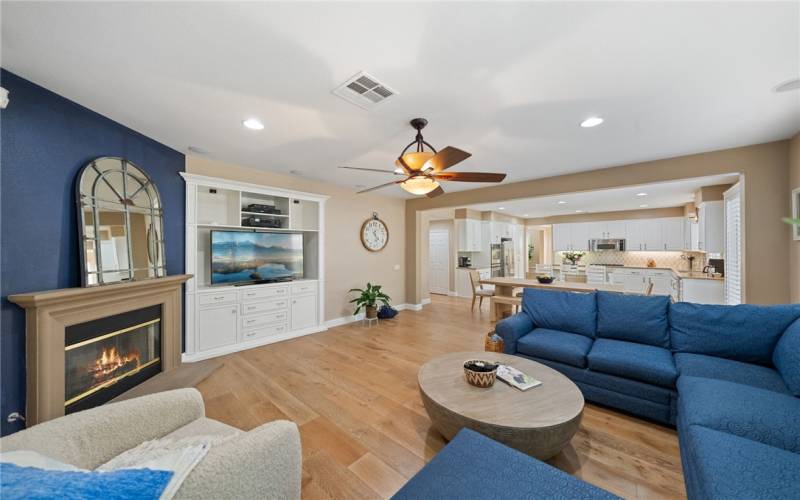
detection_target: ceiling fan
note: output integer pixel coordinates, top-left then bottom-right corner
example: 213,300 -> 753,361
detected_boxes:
339,118 -> 507,197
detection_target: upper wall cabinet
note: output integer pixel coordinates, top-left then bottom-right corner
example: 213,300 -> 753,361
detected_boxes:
456,219 -> 482,251
556,217 -> 688,252
553,222 -> 590,251
697,201 -> 724,254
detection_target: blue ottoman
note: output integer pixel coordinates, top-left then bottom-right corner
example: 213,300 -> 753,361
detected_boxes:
392,429 -> 618,499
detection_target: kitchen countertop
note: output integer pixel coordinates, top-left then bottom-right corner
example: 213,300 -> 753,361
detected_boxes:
676,271 -> 725,281
549,264 -> 724,281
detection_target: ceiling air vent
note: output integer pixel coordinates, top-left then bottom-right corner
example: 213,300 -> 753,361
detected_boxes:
333,71 -> 397,110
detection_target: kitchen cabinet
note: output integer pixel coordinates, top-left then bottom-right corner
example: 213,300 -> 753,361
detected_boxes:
697,201 -> 724,254
553,223 -> 589,251
624,220 -> 645,250
456,219 -> 482,251
681,278 -> 724,304
587,220 -> 627,239
198,305 -> 238,351
662,218 -> 686,251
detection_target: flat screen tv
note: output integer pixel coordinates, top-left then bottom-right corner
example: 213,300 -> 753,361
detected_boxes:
211,230 -> 303,285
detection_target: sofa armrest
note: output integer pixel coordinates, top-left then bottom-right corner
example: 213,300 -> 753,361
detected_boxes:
0,388 -> 205,469
176,420 -> 302,500
495,312 -> 534,354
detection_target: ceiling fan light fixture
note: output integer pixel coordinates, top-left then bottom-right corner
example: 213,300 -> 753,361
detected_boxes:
401,151 -> 435,171
400,176 -> 440,195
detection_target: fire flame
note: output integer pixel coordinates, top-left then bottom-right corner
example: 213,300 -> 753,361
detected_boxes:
90,347 -> 141,382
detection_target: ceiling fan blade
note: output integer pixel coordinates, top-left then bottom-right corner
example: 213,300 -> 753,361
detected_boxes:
426,185 -> 445,198
395,156 -> 413,175
423,146 -> 472,172
339,166 -> 401,175
357,180 -> 403,194
433,172 -> 507,183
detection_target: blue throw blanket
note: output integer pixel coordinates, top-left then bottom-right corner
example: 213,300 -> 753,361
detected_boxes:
0,462 -> 173,499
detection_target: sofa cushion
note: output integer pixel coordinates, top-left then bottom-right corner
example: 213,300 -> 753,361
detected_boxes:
773,318 -> 800,397
682,425 -> 800,500
674,353 -> 790,395
516,329 -> 593,368
587,339 -> 677,388
677,376 -> 800,453
522,288 -> 597,338
393,428 -> 619,500
669,302 -> 800,366
596,291 -> 670,348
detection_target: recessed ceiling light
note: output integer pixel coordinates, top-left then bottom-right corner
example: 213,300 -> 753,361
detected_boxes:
498,207 -> 505,210
636,192 -> 648,197
523,214 -> 529,217
575,210 -> 585,213
640,204 -> 649,208
557,200 -> 567,205
242,118 -> 264,130
774,78 -> 800,93
580,117 -> 604,128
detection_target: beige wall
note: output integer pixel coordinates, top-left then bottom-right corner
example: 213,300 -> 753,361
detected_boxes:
694,184 -> 734,204
790,133 -> 800,303
186,156 -> 406,320
406,140 -> 792,305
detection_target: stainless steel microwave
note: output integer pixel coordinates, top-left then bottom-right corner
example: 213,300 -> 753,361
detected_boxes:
589,239 -> 625,251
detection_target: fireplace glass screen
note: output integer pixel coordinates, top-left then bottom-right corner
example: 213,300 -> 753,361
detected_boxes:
65,305 -> 161,414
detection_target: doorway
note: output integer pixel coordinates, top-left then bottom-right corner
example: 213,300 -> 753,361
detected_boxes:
429,229 -> 451,295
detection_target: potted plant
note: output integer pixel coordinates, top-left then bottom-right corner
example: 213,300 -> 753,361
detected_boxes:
349,283 -> 391,319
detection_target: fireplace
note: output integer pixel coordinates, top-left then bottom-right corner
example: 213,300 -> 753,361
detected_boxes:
9,274 -> 190,425
65,305 -> 162,414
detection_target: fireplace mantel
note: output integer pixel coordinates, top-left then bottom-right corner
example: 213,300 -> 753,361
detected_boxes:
9,274 -> 191,425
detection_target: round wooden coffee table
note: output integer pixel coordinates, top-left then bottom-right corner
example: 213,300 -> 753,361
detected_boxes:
418,351 -> 584,460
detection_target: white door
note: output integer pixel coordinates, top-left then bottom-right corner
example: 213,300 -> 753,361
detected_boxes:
625,220 -> 645,250
199,305 -> 238,351
662,218 -> 685,251
553,224 -> 571,251
291,295 -> 317,330
643,220 -> 663,251
429,229 -> 451,295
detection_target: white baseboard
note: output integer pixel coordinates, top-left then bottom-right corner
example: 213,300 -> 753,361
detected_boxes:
323,302 -> 430,327
447,291 -> 458,297
421,298 -> 432,305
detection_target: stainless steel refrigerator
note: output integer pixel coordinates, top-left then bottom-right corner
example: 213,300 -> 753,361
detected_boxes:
490,238 -> 515,277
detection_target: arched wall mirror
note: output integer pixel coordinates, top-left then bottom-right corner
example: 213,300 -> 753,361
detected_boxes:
76,157 -> 166,286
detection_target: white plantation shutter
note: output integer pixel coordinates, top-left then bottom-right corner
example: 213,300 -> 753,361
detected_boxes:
724,184 -> 742,305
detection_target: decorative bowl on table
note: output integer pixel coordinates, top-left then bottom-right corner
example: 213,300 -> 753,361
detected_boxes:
536,276 -> 555,284
463,360 -> 499,388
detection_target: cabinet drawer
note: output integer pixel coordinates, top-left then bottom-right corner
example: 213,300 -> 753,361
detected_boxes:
646,270 -> 674,278
199,290 -> 238,307
241,322 -> 287,342
292,282 -> 317,296
241,298 -> 289,316
240,310 -> 288,330
239,286 -> 289,302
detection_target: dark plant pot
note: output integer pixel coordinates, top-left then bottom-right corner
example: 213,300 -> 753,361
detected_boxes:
365,305 -> 378,319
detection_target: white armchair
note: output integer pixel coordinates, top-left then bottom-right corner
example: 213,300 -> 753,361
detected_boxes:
0,388 -> 301,500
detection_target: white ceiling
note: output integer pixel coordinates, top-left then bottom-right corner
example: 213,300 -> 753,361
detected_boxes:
2,2 -> 798,198
464,174 -> 741,218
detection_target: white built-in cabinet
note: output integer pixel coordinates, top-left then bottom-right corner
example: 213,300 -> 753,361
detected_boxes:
456,219 -> 482,251
555,217 -> 689,252
180,173 -> 328,362
695,201 -> 724,254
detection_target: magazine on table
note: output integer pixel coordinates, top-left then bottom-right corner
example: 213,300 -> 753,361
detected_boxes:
497,364 -> 542,391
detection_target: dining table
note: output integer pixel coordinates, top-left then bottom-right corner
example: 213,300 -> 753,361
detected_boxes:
479,277 -> 629,321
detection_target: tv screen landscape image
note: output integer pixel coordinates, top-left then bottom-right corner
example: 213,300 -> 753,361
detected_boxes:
211,231 -> 303,285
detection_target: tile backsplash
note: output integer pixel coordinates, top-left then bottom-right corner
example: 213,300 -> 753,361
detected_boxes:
553,251 -> 706,271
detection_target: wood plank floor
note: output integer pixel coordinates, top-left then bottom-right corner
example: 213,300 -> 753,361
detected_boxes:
197,295 -> 685,499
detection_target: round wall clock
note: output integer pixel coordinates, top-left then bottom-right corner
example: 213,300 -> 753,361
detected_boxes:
361,213 -> 389,252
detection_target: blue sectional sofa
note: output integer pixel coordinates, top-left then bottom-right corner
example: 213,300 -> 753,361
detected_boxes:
496,288 -> 800,500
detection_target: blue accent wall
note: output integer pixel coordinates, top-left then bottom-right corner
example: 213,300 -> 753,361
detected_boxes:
0,69 -> 185,435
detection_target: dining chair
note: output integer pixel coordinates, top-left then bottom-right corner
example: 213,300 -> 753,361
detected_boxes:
469,270 -> 494,311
